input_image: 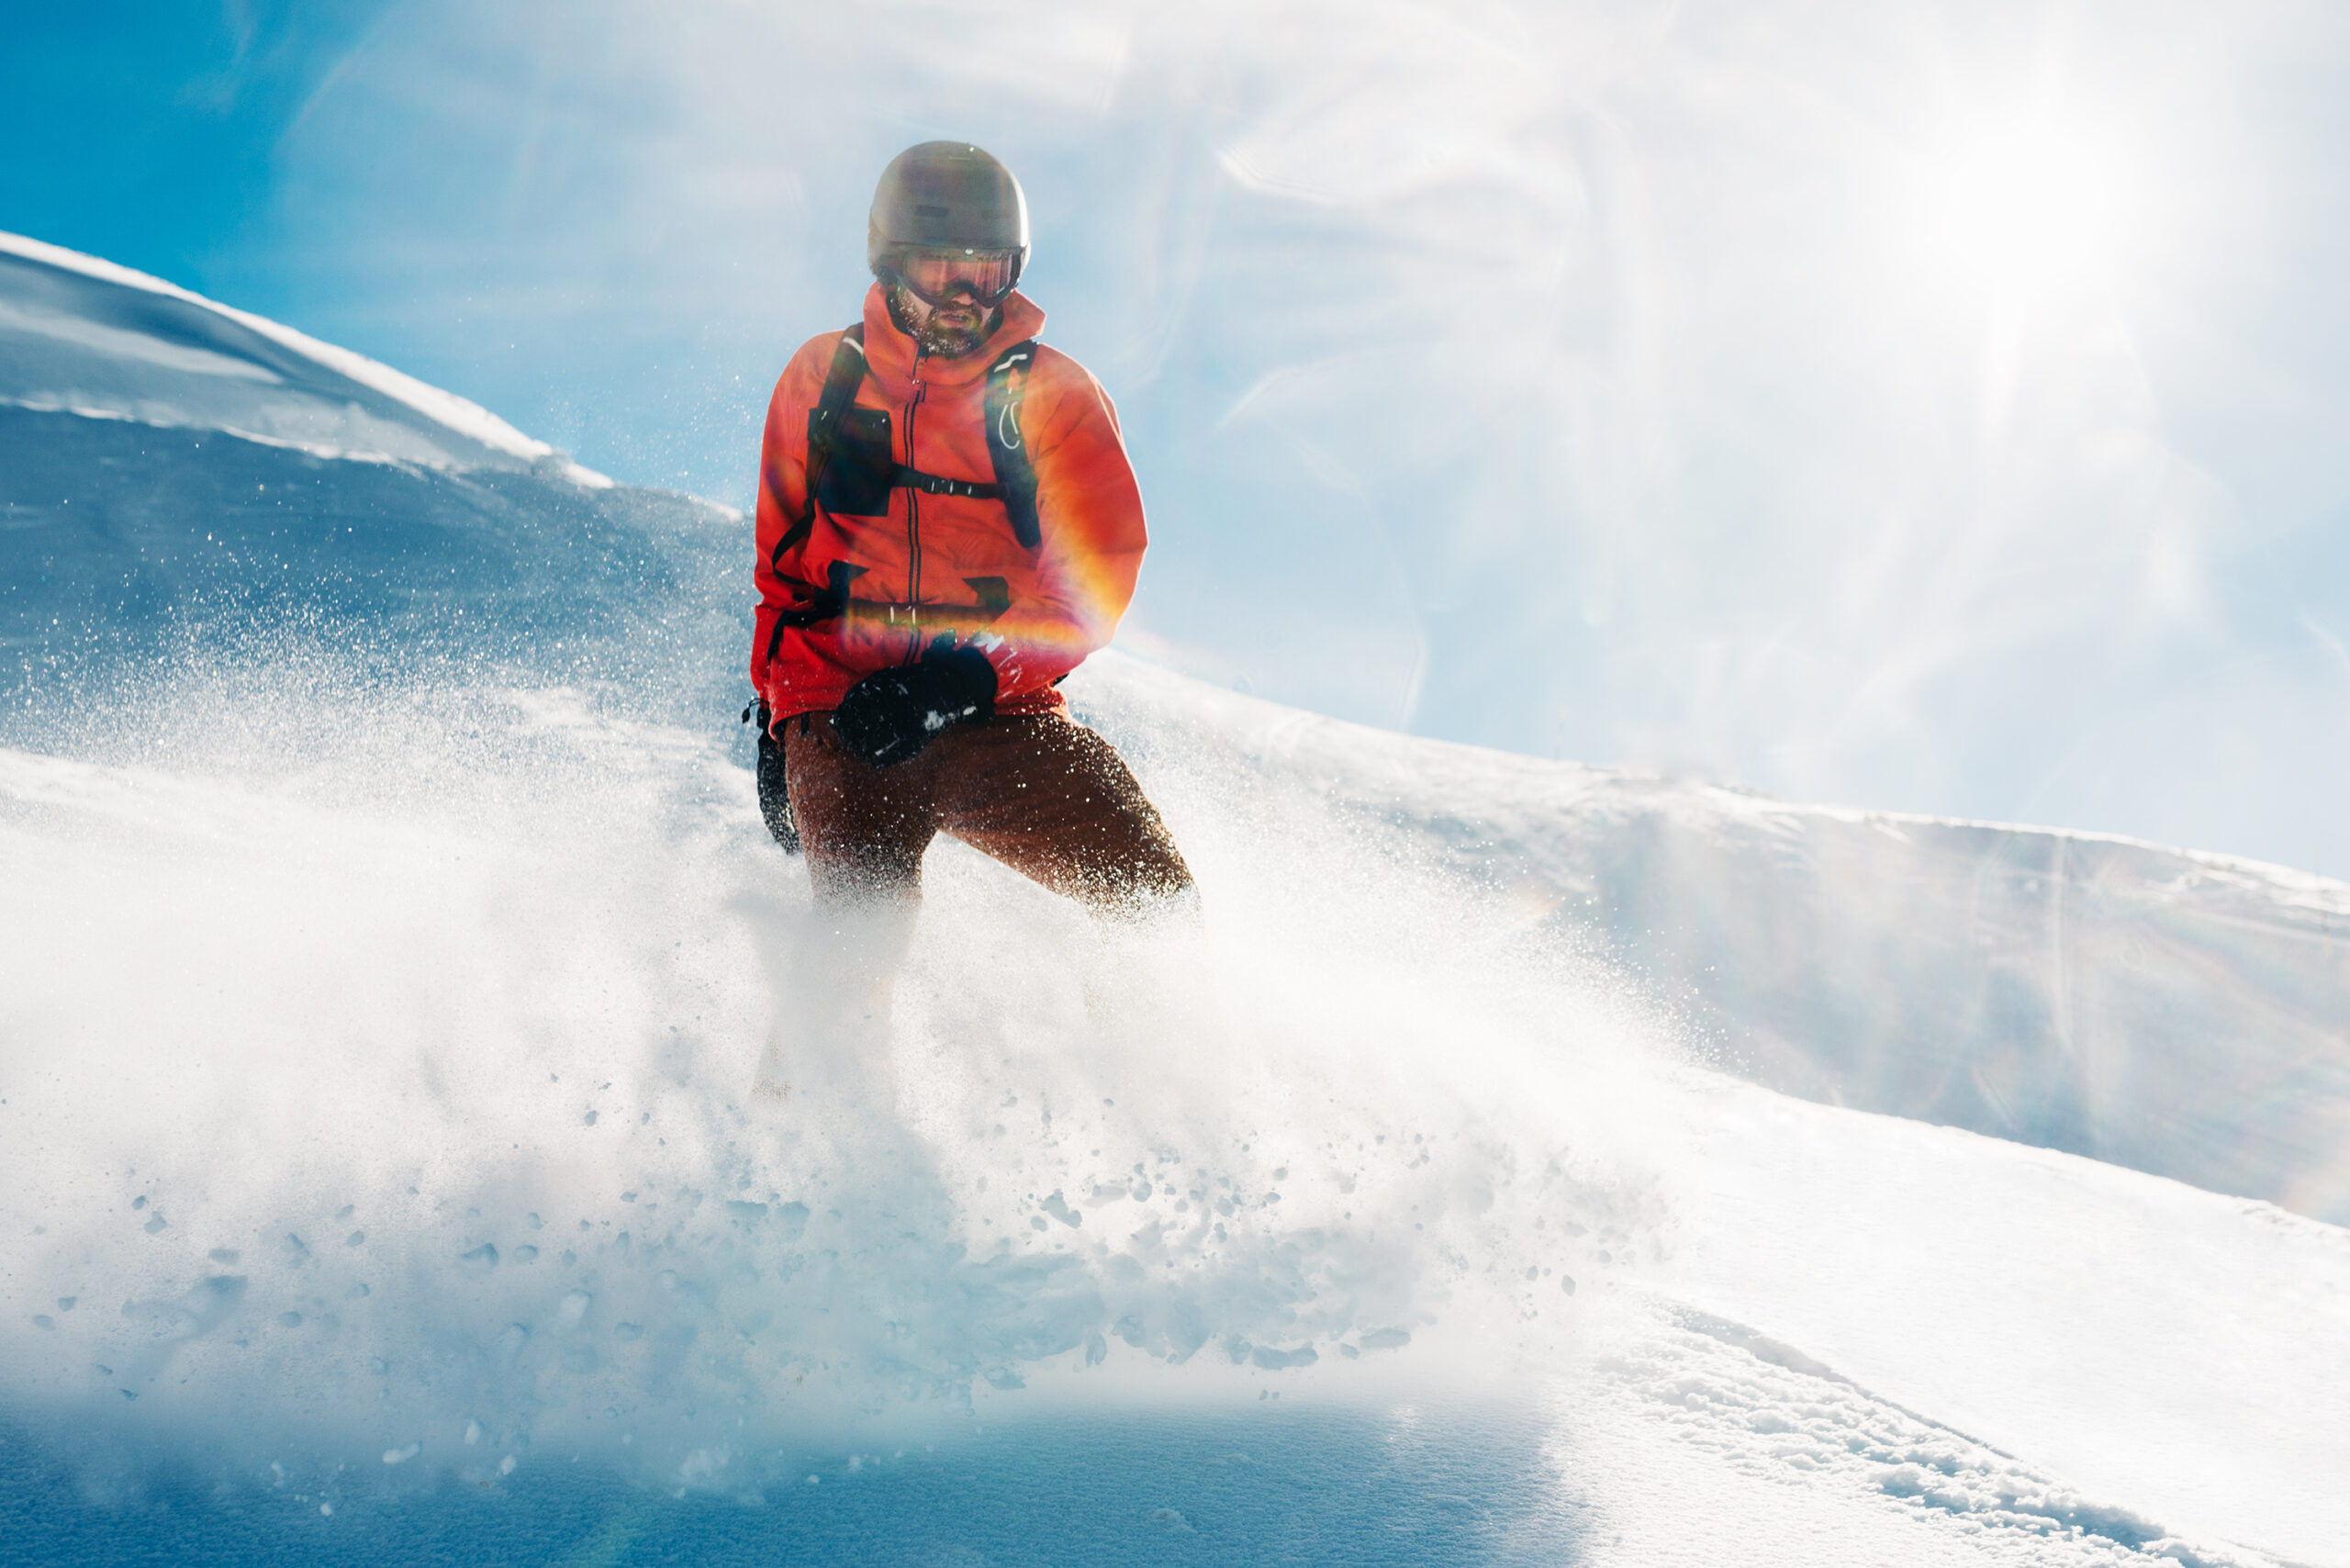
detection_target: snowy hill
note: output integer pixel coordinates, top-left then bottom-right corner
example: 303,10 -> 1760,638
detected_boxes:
0,233 -> 738,711
0,234 -> 588,477
1,234 -> 2345,1566
1084,665 -> 2350,1228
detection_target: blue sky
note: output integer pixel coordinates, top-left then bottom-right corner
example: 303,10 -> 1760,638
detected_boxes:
7,0 -> 2350,872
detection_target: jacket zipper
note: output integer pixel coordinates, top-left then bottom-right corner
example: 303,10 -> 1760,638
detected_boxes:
904,352 -> 927,663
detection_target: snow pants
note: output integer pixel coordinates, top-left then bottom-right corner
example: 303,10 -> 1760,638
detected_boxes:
780,709 -> 1194,915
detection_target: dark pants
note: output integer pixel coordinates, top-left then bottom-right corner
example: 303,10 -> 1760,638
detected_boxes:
781,710 -> 1193,915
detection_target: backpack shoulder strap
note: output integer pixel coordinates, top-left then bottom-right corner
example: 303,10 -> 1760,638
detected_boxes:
811,323 -> 868,446
773,324 -> 867,562
983,339 -> 1042,550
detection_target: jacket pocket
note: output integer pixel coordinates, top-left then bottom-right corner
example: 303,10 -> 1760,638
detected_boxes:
814,407 -> 894,517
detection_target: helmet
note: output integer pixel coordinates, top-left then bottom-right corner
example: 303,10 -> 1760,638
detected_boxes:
867,142 -> 1030,298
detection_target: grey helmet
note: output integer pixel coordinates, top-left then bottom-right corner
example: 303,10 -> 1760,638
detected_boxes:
867,141 -> 1030,298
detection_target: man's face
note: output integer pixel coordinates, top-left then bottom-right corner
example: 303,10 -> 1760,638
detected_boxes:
888,247 -> 1019,359
893,282 -> 997,360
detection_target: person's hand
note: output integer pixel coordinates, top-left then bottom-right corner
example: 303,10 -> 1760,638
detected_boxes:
834,635 -> 998,767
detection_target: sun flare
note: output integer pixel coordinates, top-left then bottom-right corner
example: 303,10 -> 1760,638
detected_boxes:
1912,110 -> 2150,296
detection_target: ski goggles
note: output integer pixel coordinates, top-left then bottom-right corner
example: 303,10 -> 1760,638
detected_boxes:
892,247 -> 1024,308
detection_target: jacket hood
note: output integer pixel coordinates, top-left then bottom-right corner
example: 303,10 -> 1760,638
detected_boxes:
859,282 -> 1046,388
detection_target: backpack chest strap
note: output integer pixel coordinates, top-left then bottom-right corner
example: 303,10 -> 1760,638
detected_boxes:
895,465 -> 1002,499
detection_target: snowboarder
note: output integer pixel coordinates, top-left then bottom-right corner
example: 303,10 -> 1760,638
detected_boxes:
745,142 -> 1192,1088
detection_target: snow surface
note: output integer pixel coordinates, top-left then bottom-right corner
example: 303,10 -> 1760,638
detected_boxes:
0,233 -> 607,483
1081,666 -> 2350,1230
1,234 -> 2345,1565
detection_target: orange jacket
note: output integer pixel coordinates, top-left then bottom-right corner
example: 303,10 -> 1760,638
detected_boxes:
751,285 -> 1147,720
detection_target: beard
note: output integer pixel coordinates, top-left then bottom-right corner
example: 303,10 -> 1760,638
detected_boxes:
890,285 -> 998,359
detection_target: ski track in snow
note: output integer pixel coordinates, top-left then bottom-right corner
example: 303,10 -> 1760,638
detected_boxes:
1575,1303 -> 2287,1567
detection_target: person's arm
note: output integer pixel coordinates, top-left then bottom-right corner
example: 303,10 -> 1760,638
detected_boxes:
749,336 -> 836,697
981,350 -> 1148,694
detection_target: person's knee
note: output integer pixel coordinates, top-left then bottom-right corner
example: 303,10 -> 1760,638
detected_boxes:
806,848 -> 925,909
1079,854 -> 1198,925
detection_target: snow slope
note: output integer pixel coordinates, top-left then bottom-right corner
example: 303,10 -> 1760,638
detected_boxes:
0,234 -> 737,712
0,233 -> 599,480
1,235 -> 2344,1566
1083,665 -> 2350,1228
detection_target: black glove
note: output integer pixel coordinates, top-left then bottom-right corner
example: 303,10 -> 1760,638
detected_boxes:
834,635 -> 998,767
755,722 -> 800,854
742,698 -> 800,853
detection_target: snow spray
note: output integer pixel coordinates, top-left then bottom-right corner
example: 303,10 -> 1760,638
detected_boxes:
0,641 -> 1686,1502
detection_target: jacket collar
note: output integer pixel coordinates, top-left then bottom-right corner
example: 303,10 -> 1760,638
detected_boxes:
858,282 -> 1046,390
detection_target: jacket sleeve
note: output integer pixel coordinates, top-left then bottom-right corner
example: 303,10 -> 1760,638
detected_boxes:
983,350 -> 1148,692
749,335 -> 836,695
